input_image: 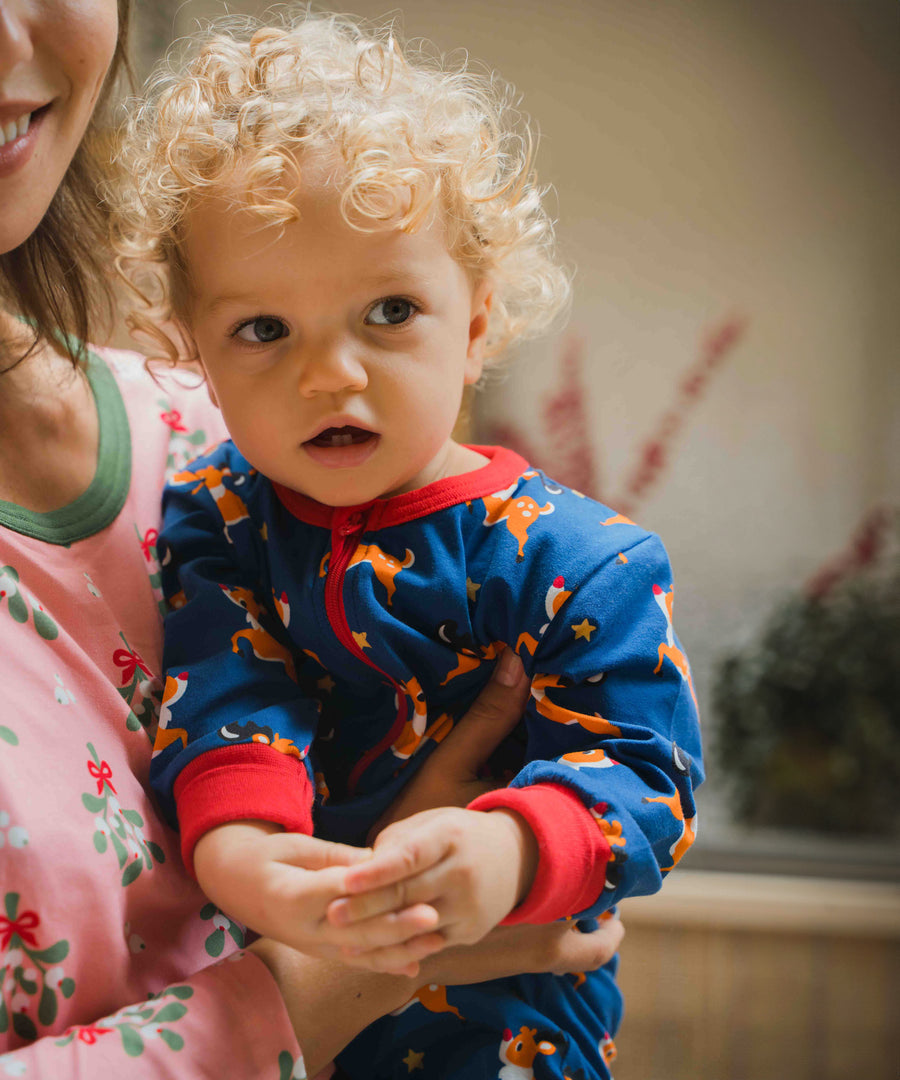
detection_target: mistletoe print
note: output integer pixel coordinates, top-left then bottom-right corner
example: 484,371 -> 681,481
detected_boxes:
82,743 -> 165,887
0,567 -> 57,641
198,904 -> 245,958
112,632 -> 159,736
55,985 -> 193,1057
0,892 -> 74,1042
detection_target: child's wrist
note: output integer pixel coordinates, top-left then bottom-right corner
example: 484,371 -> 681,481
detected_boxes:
194,819 -> 282,887
483,808 -> 539,908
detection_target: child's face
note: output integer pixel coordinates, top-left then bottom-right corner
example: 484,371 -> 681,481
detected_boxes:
181,172 -> 491,506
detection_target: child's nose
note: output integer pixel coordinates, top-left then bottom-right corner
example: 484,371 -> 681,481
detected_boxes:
296,339 -> 368,397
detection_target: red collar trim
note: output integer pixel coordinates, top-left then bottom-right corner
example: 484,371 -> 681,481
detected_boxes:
272,445 -> 530,530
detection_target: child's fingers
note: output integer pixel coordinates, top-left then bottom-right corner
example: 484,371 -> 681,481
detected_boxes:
263,861 -> 355,926
269,832 -> 373,870
340,930 -> 447,976
328,878 -> 426,926
329,902 -> 441,951
343,829 -> 448,894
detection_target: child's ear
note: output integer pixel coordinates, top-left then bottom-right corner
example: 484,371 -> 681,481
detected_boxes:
464,278 -> 493,386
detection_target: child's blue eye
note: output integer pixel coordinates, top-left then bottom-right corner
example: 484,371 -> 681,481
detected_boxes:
366,298 -> 414,326
235,317 -> 288,343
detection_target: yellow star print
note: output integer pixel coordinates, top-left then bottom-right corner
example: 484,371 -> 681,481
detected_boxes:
466,577 -> 481,601
352,631 -> 371,650
317,675 -> 336,693
402,1049 -> 425,1072
572,618 -> 596,641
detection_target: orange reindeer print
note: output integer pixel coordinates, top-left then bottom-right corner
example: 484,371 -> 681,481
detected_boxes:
170,464 -> 251,543
272,589 -> 290,626
348,543 -> 414,606
483,483 -> 554,562
516,575 -> 573,658
540,575 -> 572,633
642,788 -> 697,870
390,983 -> 465,1021
601,512 -> 637,528
531,674 -> 621,737
152,671 -> 189,758
437,620 -> 505,685
392,675 -> 427,759
589,804 -> 627,854
498,1026 -> 556,1080
219,718 -> 309,761
559,748 -> 616,771
600,1031 -> 618,1066
220,585 -> 297,683
391,676 -> 454,760
652,584 -> 698,710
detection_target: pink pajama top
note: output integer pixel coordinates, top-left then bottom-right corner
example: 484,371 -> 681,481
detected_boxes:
0,348 -> 306,1078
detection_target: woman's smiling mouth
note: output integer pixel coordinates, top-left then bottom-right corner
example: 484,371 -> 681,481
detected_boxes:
0,103 -> 51,178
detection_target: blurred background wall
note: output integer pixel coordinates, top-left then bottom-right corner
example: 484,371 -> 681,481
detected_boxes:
129,2 -> 900,1076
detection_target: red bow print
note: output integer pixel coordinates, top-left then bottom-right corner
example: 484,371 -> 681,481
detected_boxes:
87,759 -> 116,795
113,648 -> 151,686
0,910 -> 40,949
159,408 -> 188,433
140,529 -> 159,561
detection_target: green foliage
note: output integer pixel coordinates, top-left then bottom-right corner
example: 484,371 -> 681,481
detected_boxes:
713,553 -> 900,835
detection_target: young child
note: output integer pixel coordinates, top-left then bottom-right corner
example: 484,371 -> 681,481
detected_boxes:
113,11 -> 702,1079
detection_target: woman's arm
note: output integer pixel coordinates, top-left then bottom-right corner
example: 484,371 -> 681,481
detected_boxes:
0,950 -> 304,1079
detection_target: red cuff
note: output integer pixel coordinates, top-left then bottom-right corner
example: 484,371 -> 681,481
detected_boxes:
174,744 -> 314,875
468,783 -> 610,924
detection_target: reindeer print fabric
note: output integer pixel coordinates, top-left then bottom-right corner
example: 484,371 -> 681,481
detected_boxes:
152,437 -> 703,1079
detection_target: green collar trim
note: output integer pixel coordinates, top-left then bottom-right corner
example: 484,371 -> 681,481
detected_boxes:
0,350 -> 132,544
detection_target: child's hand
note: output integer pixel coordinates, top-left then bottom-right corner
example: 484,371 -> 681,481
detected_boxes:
193,821 -> 443,964
325,806 -> 539,974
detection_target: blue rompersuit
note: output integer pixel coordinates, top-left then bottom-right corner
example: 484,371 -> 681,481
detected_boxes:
152,442 -> 703,1080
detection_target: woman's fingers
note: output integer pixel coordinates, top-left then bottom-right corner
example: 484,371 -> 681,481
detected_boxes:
559,916 -> 624,972
417,915 -> 625,987
434,649 -> 529,774
367,652 -> 530,842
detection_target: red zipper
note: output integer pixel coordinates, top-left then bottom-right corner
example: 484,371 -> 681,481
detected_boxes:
323,511 -> 410,793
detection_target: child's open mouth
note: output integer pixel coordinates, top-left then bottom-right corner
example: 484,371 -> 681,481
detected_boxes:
302,425 -> 380,468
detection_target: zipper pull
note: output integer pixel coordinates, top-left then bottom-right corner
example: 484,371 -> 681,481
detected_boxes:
337,511 -> 364,537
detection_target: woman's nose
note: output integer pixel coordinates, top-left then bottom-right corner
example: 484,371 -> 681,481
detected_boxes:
296,340 -> 368,397
0,4 -> 34,72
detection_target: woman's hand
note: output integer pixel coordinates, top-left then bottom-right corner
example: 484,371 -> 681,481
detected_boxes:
368,647 -> 530,840
250,912 -> 624,1077
421,915 -> 624,987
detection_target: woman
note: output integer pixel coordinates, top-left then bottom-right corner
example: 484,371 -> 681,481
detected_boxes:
0,2 -> 622,1076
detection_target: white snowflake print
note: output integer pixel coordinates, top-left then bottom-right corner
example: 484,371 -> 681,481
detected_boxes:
0,810 -> 28,849
83,573 -> 102,598
54,674 -> 76,706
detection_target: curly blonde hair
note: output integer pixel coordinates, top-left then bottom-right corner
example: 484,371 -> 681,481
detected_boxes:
110,7 -> 570,369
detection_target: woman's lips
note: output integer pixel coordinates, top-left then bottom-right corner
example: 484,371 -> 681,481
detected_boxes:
0,104 -> 49,180
302,425 -> 380,468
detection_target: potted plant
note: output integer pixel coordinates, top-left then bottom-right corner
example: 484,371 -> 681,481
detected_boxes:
713,508 -> 900,835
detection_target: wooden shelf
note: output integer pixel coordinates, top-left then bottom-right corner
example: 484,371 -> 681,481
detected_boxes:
620,869 -> 900,937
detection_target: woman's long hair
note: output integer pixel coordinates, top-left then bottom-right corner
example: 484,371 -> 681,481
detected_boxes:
0,0 -> 133,371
